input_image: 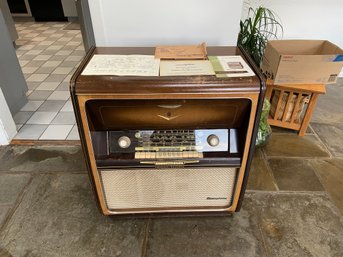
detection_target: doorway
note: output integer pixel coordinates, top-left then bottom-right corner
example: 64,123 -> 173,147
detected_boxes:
0,0 -> 95,143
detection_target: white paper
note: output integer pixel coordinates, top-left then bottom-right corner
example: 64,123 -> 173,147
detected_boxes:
82,55 -> 160,76
160,60 -> 215,76
213,56 -> 255,77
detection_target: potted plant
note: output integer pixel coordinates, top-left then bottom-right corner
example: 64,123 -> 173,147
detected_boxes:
238,6 -> 283,146
238,6 -> 283,67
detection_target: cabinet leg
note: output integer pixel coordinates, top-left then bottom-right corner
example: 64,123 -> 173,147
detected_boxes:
298,93 -> 319,136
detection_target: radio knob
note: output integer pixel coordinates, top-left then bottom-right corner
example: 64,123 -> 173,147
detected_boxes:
118,136 -> 131,149
207,134 -> 220,147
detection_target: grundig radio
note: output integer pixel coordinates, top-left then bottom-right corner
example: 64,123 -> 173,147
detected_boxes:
71,46 -> 265,216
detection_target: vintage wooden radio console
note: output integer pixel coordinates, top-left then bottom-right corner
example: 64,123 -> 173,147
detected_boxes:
70,46 -> 265,216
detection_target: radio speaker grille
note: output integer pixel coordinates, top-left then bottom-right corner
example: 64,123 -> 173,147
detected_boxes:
100,167 -> 237,211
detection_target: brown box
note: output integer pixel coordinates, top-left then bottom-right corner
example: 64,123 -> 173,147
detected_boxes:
262,40 -> 343,84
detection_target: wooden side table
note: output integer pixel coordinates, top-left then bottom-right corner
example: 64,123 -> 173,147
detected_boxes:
265,80 -> 326,136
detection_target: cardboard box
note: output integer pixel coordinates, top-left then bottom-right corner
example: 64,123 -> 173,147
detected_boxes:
262,40 -> 343,84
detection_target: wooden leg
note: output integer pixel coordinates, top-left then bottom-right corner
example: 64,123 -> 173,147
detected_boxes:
298,93 -> 319,136
265,85 -> 273,101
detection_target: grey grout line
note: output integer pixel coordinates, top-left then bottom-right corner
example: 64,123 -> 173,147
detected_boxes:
259,148 -> 280,191
257,217 -> 273,257
246,187 -> 337,210
0,175 -> 34,236
0,172 -> 87,240
259,131 -> 334,161
311,121 -> 343,126
0,171 -> 87,175
309,161 -> 343,217
65,124 -> 75,140
309,123 -> 334,159
264,156 -> 334,160
246,190 -> 329,196
140,219 -> 151,257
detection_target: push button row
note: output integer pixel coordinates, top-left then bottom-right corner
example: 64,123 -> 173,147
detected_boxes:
135,151 -> 203,159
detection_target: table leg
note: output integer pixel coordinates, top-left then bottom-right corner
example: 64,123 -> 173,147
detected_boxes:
299,93 -> 319,136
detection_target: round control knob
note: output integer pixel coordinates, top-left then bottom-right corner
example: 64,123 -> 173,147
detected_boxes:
207,134 -> 220,147
118,136 -> 131,148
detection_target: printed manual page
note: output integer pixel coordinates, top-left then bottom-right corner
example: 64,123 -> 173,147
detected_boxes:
160,60 -> 215,76
82,55 -> 160,76
209,56 -> 255,78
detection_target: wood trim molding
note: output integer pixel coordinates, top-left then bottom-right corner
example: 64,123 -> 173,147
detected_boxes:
228,94 -> 258,211
77,96 -> 110,215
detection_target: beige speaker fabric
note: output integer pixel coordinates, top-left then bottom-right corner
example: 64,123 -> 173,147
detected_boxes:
100,167 -> 237,211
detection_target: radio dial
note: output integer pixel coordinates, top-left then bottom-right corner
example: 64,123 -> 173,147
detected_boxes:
207,134 -> 220,147
118,136 -> 131,148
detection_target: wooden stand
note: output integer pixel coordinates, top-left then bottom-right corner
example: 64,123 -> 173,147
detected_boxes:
265,80 -> 326,136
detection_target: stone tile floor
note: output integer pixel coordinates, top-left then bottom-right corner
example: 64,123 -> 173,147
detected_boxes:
13,21 -> 84,141
3,25 -> 343,255
0,80 -> 343,257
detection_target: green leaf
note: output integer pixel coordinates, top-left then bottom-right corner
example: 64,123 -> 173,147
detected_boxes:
238,6 -> 283,67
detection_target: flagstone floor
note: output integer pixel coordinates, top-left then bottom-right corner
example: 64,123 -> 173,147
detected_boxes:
3,19 -> 343,257
0,80 -> 343,256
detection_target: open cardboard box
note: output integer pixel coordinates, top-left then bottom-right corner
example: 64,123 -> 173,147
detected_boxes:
262,40 -> 343,84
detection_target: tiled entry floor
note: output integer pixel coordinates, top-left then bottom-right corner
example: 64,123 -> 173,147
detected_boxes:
12,21 -> 85,141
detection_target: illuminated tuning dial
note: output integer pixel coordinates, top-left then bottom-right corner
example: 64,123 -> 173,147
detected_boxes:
118,136 -> 131,148
207,134 -> 220,147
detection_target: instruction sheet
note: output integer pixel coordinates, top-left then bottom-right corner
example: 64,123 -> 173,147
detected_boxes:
160,60 -> 215,76
209,56 -> 255,78
82,55 -> 160,76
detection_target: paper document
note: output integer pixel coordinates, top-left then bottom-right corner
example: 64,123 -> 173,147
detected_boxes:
155,43 -> 207,60
82,55 -> 160,76
209,56 -> 255,78
160,60 -> 215,76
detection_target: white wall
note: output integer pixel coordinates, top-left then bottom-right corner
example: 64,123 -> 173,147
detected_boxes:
88,0 -> 244,46
243,0 -> 343,76
243,0 -> 343,47
0,88 -> 16,145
